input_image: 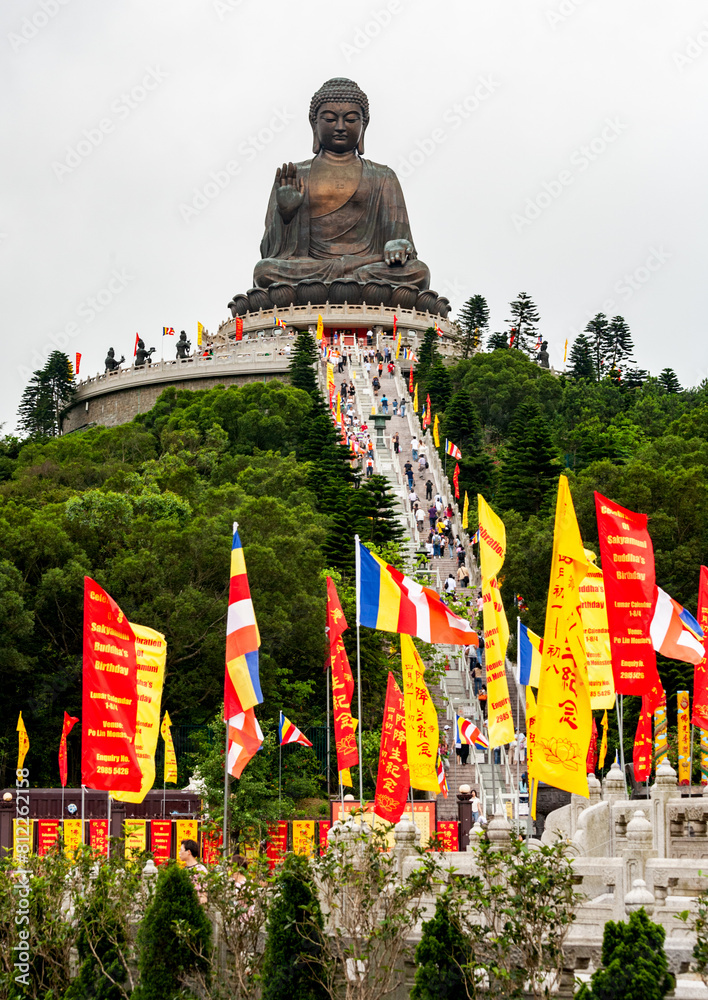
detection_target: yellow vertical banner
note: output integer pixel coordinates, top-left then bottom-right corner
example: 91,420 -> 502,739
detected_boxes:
17,713 -> 29,771
678,691 -> 691,785
124,820 -> 147,860
477,496 -> 514,749
13,819 -> 33,860
161,710 -> 178,783
462,492 -> 469,531
654,693 -> 668,769
395,331 -> 401,359
578,556 -> 616,709
701,729 -> 708,785
197,321 -> 204,347
433,413 -> 440,448
316,314 -> 324,340
533,476 -> 591,802
175,820 -> 198,864
400,635 -> 440,793
598,709 -> 609,770
63,819 -> 83,859
413,384 -> 419,412
526,686 -> 537,776
292,820 -> 315,856
112,623 -> 167,803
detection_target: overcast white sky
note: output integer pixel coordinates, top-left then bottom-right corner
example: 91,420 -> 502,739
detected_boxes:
2,0 -> 707,431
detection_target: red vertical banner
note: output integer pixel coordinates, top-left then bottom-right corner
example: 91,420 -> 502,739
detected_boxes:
586,717 -> 598,774
693,566 -> 708,730
150,820 -> 172,865
373,673 -> 410,824
82,578 -> 142,793
235,317 -> 243,341
594,493 -> 661,698
633,696 -> 653,782
58,712 -> 79,788
266,821 -> 288,870
436,820 -> 459,852
678,691 -> 691,784
327,579 -> 359,773
37,820 -> 60,856
202,829 -> 222,866
89,819 -> 109,857
318,821 -> 331,854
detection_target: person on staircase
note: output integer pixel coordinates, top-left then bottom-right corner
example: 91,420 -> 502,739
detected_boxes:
457,563 -> 470,589
425,479 -> 434,500
411,435 -> 419,461
470,789 -> 485,825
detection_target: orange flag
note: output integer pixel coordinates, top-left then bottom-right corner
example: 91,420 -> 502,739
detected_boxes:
374,673 -> 409,823
59,712 -> 79,788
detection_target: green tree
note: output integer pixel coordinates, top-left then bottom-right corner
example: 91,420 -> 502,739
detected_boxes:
487,331 -> 508,351
17,351 -> 76,438
440,392 -> 495,499
411,888 -> 471,999
577,908 -> 674,1000
507,292 -> 540,354
567,334 -> 596,381
289,330 -> 319,394
424,358 -> 452,410
584,313 -> 610,378
133,863 -> 212,1000
261,852 -> 328,1000
496,399 -> 559,516
457,294 -> 490,358
416,327 -> 440,384
658,368 -> 682,393
605,315 -> 635,375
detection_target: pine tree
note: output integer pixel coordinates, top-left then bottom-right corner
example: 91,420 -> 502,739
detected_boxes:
424,358 -> 451,410
457,294 -> 489,358
411,889 -> 472,999
441,392 -> 495,498
17,351 -> 75,438
605,315 -> 635,375
584,313 -> 610,377
416,327 -> 440,383
577,908 -> 674,1000
289,330 -> 319,394
507,292 -> 540,354
567,334 -> 596,381
496,399 -> 559,516
658,368 -> 682,393
261,852 -> 328,1000
487,331 -> 508,351
133,863 -> 211,1000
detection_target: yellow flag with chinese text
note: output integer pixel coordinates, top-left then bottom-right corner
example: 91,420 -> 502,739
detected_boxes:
433,413 -> 440,448
478,496 -> 514,749
533,476 -> 591,805
395,332 -> 401,359
598,709 -> 608,770
316,314 -> 324,340
400,635 -> 440,793
197,321 -> 204,347
579,553 -> 615,709
462,492 -> 469,530
336,393 -> 341,422
526,685 -> 537,776
17,713 -> 29,771
413,384 -> 419,412
327,362 -> 335,390
161,710 -> 178,784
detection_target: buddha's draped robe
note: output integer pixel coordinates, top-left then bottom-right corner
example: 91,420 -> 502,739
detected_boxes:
254,157 -> 430,289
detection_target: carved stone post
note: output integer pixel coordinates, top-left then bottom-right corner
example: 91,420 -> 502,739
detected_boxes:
623,810 -> 653,883
486,809 -> 512,852
650,761 -> 678,859
393,816 -> 420,876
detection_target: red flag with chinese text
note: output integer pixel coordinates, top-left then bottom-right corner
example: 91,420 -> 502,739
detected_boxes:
373,672 -> 409,823
59,711 -> 79,788
586,716 -> 598,774
633,694 -> 653,781
235,317 -> 243,341
408,365 -> 414,395
693,566 -> 708,730
453,463 -> 460,500
326,577 -> 359,771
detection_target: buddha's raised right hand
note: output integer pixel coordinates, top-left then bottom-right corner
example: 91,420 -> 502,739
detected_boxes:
275,162 -> 304,223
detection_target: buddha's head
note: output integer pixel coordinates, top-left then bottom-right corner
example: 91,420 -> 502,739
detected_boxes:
107,347 -> 115,358
309,77 -> 369,155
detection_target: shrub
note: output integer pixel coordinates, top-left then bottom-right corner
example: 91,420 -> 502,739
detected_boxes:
577,907 -> 674,1000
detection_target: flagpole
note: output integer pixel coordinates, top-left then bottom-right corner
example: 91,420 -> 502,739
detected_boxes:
278,741 -> 282,820
81,784 -> 85,846
354,536 -> 365,819
222,721 -> 230,861
616,695 -> 626,797
690,723 -> 695,791
326,670 -> 331,801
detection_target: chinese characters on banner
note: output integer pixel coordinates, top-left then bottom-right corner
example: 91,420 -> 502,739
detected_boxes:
201,829 -> 222,866
81,578 -> 142,793
150,820 -> 172,864
692,566 -> 708,730
326,578 -> 359,773
533,477 -> 591,801
292,821 -> 315,856
37,819 -> 60,856
436,820 -> 459,852
175,820 -> 198,863
578,560 -> 616,708
586,717 -> 598,774
319,821 -> 331,853
477,495 -> 514,749
374,673 -> 410,823
63,819 -> 83,859
633,695 -> 653,782
594,493 -> 661,698
400,635 -> 439,793
266,821 -> 288,869
89,819 -> 109,857
111,623 -> 167,805
678,691 -> 691,785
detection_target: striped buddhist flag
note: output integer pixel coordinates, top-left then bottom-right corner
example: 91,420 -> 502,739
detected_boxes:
471,529 -> 480,545
273,316 -> 288,330
456,714 -> 489,749
279,712 -> 313,748
356,539 -> 479,646
445,440 -> 462,460
518,622 -> 543,687
162,327 -> 174,336
224,524 -> 262,718
436,753 -> 448,798
227,709 -> 264,779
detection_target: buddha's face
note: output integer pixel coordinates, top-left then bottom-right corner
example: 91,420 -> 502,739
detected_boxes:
316,102 -> 364,154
